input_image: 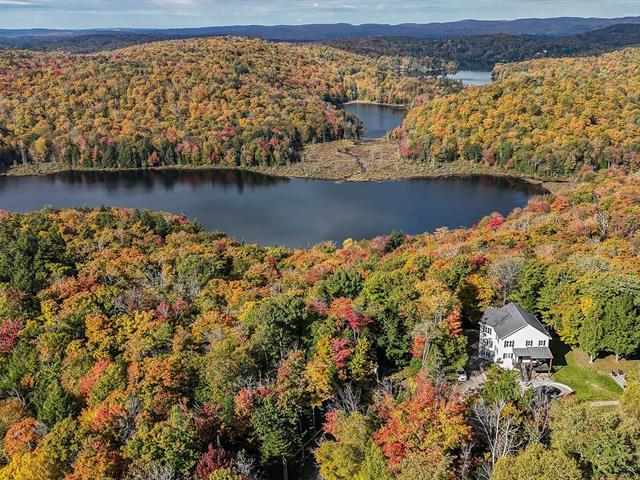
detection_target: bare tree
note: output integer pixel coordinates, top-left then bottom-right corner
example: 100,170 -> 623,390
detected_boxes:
489,256 -> 525,305
525,390 -> 552,446
592,191 -> 610,241
413,298 -> 449,370
235,450 -> 260,480
456,441 -> 475,480
5,386 -> 28,406
333,384 -> 362,414
595,209 -> 610,240
471,399 -> 523,479
118,395 -> 142,443
128,461 -> 177,480
144,265 -> 166,288
377,376 -> 402,399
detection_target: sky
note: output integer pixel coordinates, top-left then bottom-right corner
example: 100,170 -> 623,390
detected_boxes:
2,0 -> 640,29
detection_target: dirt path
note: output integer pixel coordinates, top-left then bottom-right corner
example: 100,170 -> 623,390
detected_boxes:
336,140 -> 370,179
591,400 -> 620,408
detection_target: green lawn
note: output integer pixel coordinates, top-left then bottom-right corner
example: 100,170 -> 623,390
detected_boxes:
552,348 -> 626,402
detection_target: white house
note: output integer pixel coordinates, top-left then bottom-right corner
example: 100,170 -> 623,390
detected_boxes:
478,302 -> 553,371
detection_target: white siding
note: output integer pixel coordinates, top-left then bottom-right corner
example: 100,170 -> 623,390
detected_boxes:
478,324 -> 499,362
496,326 -> 550,369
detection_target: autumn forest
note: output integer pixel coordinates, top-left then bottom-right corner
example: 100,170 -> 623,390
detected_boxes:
2,14 -> 640,480
0,38 -> 459,170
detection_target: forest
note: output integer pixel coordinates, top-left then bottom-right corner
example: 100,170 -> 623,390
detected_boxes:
0,33 -> 172,54
1,170 -> 640,479
5,24 -> 640,70
3,23 -> 640,480
398,47 -> 640,177
3,33 -> 640,180
329,24 -> 640,70
0,37 -> 459,170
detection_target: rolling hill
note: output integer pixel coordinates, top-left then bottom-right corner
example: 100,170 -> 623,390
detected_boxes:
2,16 -> 640,46
0,37 -> 457,170
398,47 -> 640,177
330,24 -> 640,70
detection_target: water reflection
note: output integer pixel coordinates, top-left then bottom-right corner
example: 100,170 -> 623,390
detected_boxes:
342,103 -> 406,138
0,170 -> 543,247
447,71 -> 493,86
30,169 -> 289,194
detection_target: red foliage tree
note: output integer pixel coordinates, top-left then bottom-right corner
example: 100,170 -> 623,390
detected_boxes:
3,418 -> 44,457
373,374 -> 470,469
79,359 -> 112,398
485,212 -> 505,230
0,319 -> 21,353
194,402 -> 225,447
195,445 -> 232,479
330,297 -> 372,334
330,338 -> 352,369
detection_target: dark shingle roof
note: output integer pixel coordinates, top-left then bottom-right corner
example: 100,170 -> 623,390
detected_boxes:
481,302 -> 550,340
513,346 -> 553,359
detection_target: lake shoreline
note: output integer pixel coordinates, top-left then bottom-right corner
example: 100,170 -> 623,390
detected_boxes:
342,100 -> 409,109
0,167 -> 546,247
0,141 -> 566,194
0,158 -> 564,195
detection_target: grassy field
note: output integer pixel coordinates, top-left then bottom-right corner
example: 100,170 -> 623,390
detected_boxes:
552,347 -> 633,402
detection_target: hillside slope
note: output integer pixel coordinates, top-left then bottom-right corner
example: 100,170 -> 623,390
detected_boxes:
0,37 -> 456,170
329,24 -> 640,70
0,171 -> 639,478
399,48 -> 640,177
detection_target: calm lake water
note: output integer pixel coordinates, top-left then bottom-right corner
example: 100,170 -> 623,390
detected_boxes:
342,103 -> 406,138
0,170 -> 543,247
447,70 -> 493,86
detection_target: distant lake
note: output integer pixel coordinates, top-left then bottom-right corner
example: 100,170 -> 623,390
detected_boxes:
447,70 -> 493,86
0,170 -> 543,247
342,103 -> 406,138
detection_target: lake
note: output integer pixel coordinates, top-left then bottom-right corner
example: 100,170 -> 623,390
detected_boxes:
342,103 -> 406,138
447,70 -> 493,86
0,170 -> 543,247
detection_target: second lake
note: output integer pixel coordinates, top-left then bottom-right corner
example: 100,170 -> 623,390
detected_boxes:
342,103 -> 406,138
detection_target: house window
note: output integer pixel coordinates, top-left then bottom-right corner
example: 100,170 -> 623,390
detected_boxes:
526,340 -> 533,346
504,340 -> 514,348
539,340 -> 546,347
503,353 -> 513,359
481,325 -> 491,334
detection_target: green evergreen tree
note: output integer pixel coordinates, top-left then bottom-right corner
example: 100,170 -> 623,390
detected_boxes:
252,397 -> 302,480
603,294 -> 640,361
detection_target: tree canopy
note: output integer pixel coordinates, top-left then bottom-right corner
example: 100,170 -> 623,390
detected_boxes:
0,37 -> 460,171
399,48 -> 640,178
0,171 -> 639,478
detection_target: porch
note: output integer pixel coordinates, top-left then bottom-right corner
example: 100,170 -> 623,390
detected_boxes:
514,346 -> 554,383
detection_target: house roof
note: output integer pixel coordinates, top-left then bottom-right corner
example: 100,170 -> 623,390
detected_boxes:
513,346 -> 554,359
481,302 -> 551,340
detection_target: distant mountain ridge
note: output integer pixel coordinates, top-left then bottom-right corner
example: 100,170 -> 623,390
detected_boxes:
3,16 -> 640,41
329,24 -> 640,70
